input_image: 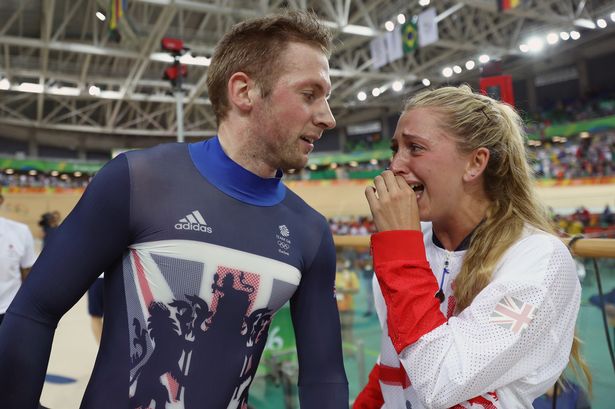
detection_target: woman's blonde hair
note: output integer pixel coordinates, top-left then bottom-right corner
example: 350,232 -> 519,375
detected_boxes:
404,84 -> 591,391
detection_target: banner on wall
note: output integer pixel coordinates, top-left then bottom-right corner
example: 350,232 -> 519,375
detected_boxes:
479,75 -> 515,106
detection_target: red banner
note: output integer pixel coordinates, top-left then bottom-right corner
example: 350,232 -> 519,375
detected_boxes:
480,75 -> 514,106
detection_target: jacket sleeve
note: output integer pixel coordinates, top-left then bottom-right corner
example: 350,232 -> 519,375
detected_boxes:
372,230 -> 580,408
353,364 -> 384,409
0,155 -> 131,408
290,226 -> 349,408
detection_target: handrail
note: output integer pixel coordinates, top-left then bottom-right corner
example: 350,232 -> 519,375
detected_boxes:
334,235 -> 615,259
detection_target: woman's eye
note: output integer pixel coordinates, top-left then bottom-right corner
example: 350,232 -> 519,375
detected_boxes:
410,144 -> 424,153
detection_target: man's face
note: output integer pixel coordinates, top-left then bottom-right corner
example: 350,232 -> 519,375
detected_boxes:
250,42 -> 336,172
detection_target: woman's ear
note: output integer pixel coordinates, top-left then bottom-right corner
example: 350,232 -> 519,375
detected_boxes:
227,72 -> 255,113
463,147 -> 490,182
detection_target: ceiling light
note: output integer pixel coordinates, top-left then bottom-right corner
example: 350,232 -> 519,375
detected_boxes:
418,0 -> 430,6
99,90 -> 122,99
50,170 -> 59,177
370,159 -> 378,165
341,24 -> 378,36
89,85 -> 101,96
392,80 -> 403,91
180,54 -> 211,66
309,164 -> 317,170
546,32 -> 559,45
371,88 -> 381,97
357,91 -> 367,101
5,169 -> 14,174
349,161 -> 359,167
397,14 -> 406,25
570,30 -> 581,40
0,78 -> 10,90
442,67 -> 453,77
527,36 -> 544,52
580,131 -> 590,138
28,170 -> 37,176
149,52 -> 175,63
96,12 -> 106,21
560,31 -> 570,40
573,18 -> 596,29
478,54 -> 490,64
611,12 -> 615,23
74,171 -> 83,177
385,21 -> 395,32
422,78 -> 431,86
17,82 -> 43,93
596,18 -> 607,28
465,60 -> 475,70
50,86 -> 80,96
453,65 -> 462,74
519,43 -> 529,52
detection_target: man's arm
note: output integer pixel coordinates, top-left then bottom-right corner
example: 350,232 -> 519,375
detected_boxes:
290,226 -> 349,408
0,156 -> 131,408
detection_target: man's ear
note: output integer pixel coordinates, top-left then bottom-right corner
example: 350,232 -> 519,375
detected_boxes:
463,147 -> 490,182
227,72 -> 255,113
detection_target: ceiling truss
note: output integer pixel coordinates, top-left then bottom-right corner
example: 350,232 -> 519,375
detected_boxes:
0,0 -> 614,147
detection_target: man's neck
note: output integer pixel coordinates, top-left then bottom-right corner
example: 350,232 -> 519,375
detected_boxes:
217,122 -> 277,179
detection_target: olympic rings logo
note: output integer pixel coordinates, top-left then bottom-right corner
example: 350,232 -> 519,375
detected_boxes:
277,241 -> 290,250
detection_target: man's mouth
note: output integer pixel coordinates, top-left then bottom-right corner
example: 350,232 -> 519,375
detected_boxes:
300,136 -> 315,145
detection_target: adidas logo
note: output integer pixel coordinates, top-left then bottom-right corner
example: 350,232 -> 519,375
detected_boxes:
175,210 -> 213,233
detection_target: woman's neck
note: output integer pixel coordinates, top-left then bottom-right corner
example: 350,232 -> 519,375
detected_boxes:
432,198 -> 489,251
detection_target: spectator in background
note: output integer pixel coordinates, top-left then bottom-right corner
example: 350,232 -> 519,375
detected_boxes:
567,216 -> 585,236
600,204 -> 613,227
335,259 -> 360,343
0,193 -> 36,326
0,194 -> 46,409
38,211 -> 60,247
357,252 -> 375,317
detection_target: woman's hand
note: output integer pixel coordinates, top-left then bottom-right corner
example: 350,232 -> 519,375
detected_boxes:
365,170 -> 420,232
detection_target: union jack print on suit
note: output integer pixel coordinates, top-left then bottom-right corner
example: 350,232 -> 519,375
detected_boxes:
489,296 -> 536,335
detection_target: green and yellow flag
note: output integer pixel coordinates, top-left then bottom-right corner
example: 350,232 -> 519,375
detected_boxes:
402,21 -> 418,54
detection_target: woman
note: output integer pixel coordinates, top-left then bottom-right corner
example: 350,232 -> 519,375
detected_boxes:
354,85 -> 590,408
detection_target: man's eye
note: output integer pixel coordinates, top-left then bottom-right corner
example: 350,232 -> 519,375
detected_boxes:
303,93 -> 315,101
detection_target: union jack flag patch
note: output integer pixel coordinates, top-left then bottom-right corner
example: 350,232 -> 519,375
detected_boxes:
489,295 -> 536,335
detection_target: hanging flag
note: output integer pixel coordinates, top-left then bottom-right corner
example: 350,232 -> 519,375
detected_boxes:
401,21 -> 418,54
497,0 -> 521,11
385,25 -> 403,63
109,0 -> 127,42
370,35 -> 388,69
418,7 -> 439,48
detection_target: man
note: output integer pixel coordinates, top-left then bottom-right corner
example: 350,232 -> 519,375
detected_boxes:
0,11 -> 348,408
0,193 -> 36,326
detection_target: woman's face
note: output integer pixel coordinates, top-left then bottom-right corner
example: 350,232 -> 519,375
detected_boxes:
389,107 -> 473,224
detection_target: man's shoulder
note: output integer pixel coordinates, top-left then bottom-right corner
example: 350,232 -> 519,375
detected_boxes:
122,143 -> 191,177
282,185 -> 327,225
123,142 -> 186,161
